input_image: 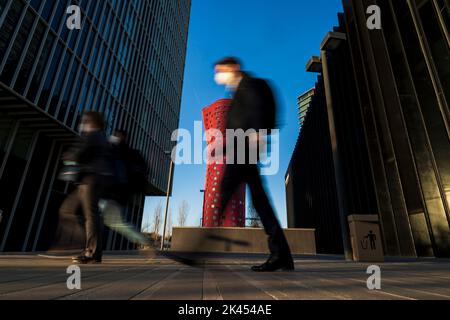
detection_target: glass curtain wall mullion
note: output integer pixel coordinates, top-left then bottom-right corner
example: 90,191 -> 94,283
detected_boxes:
343,0 -> 398,255
53,52 -> 76,119
54,11 -> 91,119
407,0 -> 450,139
62,57 -> 85,124
0,0 -> 13,29
0,0 -> 29,74
22,10 -> 54,97
32,143 -> 64,252
0,130 -> 40,252
386,0 -> 444,256
91,48 -> 107,112
432,0 -> 450,48
41,1 -> 76,113
69,62 -> 90,129
68,2 -> 104,127
0,120 -> 19,181
408,0 -> 450,221
21,139 -> 56,252
42,47 -> 70,113
33,1 -> 65,107
9,6 -> 40,89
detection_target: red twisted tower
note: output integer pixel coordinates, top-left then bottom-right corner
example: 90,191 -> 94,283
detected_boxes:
202,99 -> 246,228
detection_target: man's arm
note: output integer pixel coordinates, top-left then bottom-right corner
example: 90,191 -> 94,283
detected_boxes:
71,136 -> 97,165
245,80 -> 267,132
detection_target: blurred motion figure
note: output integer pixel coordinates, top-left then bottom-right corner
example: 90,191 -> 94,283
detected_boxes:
101,130 -> 151,247
214,57 -> 294,272
59,111 -> 114,264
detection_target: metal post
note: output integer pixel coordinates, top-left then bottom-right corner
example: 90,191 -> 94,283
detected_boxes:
200,189 -> 205,227
160,160 -> 174,251
321,48 -> 354,261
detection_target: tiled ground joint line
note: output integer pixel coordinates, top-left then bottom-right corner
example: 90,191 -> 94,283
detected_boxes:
130,268 -> 185,300
58,266 -> 162,300
0,266 -> 138,297
202,268 -> 224,301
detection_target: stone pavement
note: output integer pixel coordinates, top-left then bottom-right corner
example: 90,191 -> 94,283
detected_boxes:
0,251 -> 449,300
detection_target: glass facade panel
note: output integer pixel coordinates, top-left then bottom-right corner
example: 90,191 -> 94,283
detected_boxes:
0,0 -> 191,252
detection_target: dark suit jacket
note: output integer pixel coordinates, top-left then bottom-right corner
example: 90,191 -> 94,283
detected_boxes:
227,73 -> 277,133
71,131 -> 114,178
225,73 -> 278,164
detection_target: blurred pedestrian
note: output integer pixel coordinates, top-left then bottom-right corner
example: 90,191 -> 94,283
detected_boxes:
59,111 -> 114,264
214,57 -> 294,272
101,130 -> 151,247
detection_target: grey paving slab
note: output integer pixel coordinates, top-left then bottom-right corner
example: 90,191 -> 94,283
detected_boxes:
0,254 -> 449,300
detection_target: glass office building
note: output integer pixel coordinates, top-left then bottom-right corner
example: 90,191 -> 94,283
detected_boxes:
297,88 -> 315,131
201,99 -> 246,228
0,0 -> 191,252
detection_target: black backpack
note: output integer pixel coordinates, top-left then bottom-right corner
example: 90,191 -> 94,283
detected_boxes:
126,149 -> 148,193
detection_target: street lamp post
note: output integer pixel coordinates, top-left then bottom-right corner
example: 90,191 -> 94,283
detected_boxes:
200,189 -> 205,227
161,152 -> 174,251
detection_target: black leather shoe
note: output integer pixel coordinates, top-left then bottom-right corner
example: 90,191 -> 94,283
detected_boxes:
72,255 -> 102,264
251,257 -> 295,272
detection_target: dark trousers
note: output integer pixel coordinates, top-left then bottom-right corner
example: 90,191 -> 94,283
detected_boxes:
59,175 -> 104,259
220,164 -> 293,260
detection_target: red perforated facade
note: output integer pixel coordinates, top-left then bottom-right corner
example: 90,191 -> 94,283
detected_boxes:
202,99 -> 246,227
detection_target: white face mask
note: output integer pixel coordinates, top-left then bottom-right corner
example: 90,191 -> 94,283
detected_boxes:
109,135 -> 121,145
214,72 -> 234,86
78,123 -> 96,134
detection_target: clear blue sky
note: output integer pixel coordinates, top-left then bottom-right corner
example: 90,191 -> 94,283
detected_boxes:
143,0 -> 343,231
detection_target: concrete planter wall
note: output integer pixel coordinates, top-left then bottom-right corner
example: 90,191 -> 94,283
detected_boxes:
171,227 -> 316,255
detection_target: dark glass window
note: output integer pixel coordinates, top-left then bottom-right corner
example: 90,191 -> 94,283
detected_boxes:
14,20 -> 46,94
48,52 -> 71,115
0,126 -> 35,249
95,43 -> 106,77
40,0 -> 54,22
0,8 -> 34,86
50,0 -> 65,32
0,117 -> 15,165
58,59 -> 79,122
0,1 -> 25,65
82,26 -> 94,63
86,79 -> 98,110
93,2 -> 103,26
29,0 -> 42,12
419,1 -> 450,112
37,41 -> 63,108
0,0 -> 8,14
75,20 -> 88,57
27,32 -> 54,102
89,36 -> 100,71
66,66 -> 85,125
78,74 -> 92,113
67,17 -> 81,51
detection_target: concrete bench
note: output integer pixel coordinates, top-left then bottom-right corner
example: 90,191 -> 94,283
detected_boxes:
171,227 -> 316,255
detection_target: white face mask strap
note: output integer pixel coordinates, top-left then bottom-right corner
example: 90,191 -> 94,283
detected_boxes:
109,136 -> 121,145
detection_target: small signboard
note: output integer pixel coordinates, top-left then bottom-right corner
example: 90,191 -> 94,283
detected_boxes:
348,215 -> 384,262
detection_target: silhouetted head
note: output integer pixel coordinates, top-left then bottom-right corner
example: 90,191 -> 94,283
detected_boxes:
214,57 -> 243,88
80,111 -> 105,133
114,129 -> 128,143
110,129 -> 128,145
